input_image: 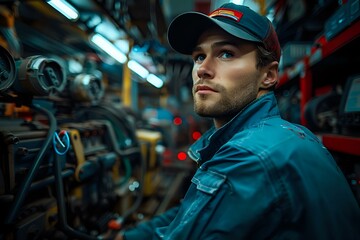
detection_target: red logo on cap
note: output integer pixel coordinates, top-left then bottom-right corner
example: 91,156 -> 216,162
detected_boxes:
208,8 -> 243,22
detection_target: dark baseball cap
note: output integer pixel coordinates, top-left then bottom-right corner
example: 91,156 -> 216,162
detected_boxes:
167,3 -> 281,62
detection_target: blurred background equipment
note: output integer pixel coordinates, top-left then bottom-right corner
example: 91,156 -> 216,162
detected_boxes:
304,90 -> 341,133
0,45 -> 16,92
0,21 -> 193,238
13,55 -> 66,96
338,74 -> 360,135
68,72 -> 104,104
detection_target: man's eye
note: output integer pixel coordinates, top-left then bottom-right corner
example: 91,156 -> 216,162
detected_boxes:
220,51 -> 233,59
193,54 -> 205,62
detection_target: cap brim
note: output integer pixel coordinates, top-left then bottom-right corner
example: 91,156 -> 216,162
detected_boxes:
167,12 -> 261,55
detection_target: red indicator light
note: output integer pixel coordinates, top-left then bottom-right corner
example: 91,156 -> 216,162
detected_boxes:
173,117 -> 182,125
177,152 -> 187,161
192,131 -> 201,140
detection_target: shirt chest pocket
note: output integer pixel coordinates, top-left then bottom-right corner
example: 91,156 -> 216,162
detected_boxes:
191,168 -> 226,194
185,168 -> 227,218
162,168 -> 227,239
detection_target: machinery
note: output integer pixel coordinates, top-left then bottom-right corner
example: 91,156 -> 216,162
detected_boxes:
0,44 -> 191,239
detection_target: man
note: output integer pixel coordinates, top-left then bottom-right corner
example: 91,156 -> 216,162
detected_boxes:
116,3 -> 360,239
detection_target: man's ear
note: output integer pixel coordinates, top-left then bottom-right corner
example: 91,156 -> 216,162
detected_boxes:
259,61 -> 279,89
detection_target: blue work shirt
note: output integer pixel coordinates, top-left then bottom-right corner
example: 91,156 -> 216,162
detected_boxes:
124,92 -> 360,239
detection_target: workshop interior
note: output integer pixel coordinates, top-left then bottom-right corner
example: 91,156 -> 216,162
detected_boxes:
0,0 -> 359,239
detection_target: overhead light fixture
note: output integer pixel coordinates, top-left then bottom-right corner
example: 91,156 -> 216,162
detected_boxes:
266,8 -> 275,22
231,0 -> 245,5
47,0 -> 79,21
68,59 -> 83,73
146,74 -> 163,88
128,60 -> 149,79
90,34 -> 127,64
127,60 -> 163,88
114,39 -> 130,55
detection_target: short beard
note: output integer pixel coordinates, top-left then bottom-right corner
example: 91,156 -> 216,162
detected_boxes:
194,87 -> 258,124
194,94 -> 246,119
192,78 -> 258,122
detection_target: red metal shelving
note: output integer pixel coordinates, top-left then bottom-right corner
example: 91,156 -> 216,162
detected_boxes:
320,134 -> 360,156
277,18 -> 360,156
321,19 -> 360,59
278,19 -> 360,87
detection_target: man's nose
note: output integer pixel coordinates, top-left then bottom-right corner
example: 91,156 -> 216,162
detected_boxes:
196,58 -> 214,80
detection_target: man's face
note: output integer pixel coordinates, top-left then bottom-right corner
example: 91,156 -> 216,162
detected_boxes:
191,27 -> 265,127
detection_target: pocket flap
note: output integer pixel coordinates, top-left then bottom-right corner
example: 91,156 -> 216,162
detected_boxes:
191,169 -> 226,195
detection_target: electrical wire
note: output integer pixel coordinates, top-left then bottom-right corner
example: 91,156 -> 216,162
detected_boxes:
53,130 -> 70,155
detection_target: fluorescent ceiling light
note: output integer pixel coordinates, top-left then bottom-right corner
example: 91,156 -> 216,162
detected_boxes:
91,34 -> 127,64
231,0 -> 245,5
266,8 -> 275,22
147,74 -> 163,88
128,60 -> 149,79
87,15 -> 102,28
114,39 -> 130,54
68,59 -> 83,73
47,0 -> 79,20
95,21 -> 127,40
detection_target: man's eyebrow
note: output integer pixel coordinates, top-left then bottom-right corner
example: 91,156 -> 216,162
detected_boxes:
192,40 -> 238,53
212,40 -> 238,48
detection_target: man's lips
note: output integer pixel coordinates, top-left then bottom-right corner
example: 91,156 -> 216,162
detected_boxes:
195,85 -> 217,93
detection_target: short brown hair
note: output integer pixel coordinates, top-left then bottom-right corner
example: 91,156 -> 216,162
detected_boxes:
256,44 -> 279,90
256,44 -> 279,69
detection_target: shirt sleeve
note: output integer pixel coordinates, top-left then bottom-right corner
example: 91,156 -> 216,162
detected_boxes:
123,206 -> 179,240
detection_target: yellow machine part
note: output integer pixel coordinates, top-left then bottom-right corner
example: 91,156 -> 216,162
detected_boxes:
136,129 -> 162,196
59,128 -> 85,199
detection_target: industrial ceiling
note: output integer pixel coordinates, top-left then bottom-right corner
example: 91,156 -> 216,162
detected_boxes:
0,0 -> 339,104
